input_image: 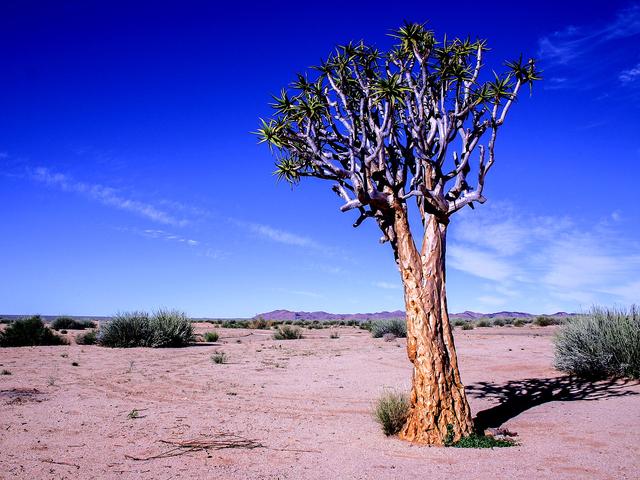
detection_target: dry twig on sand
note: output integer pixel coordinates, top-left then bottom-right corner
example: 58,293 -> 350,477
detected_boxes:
125,433 -> 264,461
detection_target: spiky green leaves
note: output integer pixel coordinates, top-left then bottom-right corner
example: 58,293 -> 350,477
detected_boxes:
505,56 -> 542,93
390,21 -> 435,58
372,74 -> 409,105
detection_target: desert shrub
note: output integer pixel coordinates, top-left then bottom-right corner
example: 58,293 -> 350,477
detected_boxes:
273,325 -> 303,340
373,390 -> 409,436
359,321 -> 373,331
211,351 -> 228,364
453,319 -> 466,327
534,316 -> 561,327
248,317 -> 271,330
203,331 -> 219,342
502,318 -> 514,325
513,319 -> 525,327
149,309 -> 194,347
492,319 -> 505,327
329,331 -> 340,339
476,319 -> 491,328
462,323 -> 474,330
382,333 -> 396,342
0,316 -> 67,347
51,317 -> 94,330
221,320 -> 250,329
76,330 -> 98,345
98,312 -> 152,348
371,319 -> 407,338
554,306 -> 640,379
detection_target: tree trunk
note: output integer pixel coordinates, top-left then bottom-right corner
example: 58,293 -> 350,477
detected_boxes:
394,208 -> 473,445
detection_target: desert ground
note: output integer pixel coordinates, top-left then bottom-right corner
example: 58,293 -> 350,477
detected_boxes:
0,324 -> 638,480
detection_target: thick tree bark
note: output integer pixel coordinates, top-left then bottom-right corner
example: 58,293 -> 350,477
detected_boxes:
393,208 -> 474,444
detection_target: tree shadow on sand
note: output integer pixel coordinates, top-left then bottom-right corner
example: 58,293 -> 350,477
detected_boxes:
467,376 -> 640,432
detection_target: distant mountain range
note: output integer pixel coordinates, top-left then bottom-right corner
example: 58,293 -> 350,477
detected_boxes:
255,309 -> 572,321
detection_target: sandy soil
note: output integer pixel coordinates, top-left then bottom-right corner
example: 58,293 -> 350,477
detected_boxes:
0,324 -> 638,479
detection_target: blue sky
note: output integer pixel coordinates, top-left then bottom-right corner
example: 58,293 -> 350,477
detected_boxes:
1,1 -> 639,317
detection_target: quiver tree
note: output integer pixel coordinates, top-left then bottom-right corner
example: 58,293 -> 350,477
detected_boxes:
256,22 -> 540,445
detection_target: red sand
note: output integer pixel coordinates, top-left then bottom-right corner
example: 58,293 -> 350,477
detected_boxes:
0,325 -> 638,479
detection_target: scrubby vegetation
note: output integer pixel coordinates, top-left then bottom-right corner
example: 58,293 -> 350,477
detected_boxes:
449,433 -> 515,448
0,316 -> 67,347
370,318 -> 407,338
97,310 -> 193,348
98,311 -> 152,347
513,319 -> 526,327
51,317 -> 95,330
203,331 -> 219,342
211,351 -> 228,364
373,390 -> 409,436
554,306 -> 640,379
248,317 -> 271,329
76,330 -> 98,345
273,325 -> 303,340
476,319 -> 491,328
148,309 -> 194,347
534,316 -> 563,327
462,323 -> 474,330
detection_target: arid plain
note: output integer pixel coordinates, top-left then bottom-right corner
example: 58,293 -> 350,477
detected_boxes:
1,324 -> 638,480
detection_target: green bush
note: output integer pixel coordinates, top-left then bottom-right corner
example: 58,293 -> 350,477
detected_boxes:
248,317 -> 271,329
492,319 -> 505,327
51,317 -> 95,330
76,330 -> 98,345
453,319 -> 466,327
476,319 -> 491,327
373,390 -> 409,436
0,316 -> 67,347
462,323 -> 474,330
203,331 -> 219,342
98,312 -> 152,348
371,319 -> 407,338
273,325 -> 303,340
149,309 -> 194,347
534,316 -> 562,326
513,319 -> 526,327
98,310 -> 193,348
211,351 -> 228,364
554,306 -> 640,379
451,434 -> 515,448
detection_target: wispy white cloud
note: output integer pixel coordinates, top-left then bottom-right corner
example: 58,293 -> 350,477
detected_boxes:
244,222 -> 322,248
620,62 -> 640,83
30,167 -> 187,226
448,202 -> 640,309
537,4 -> 640,91
140,229 -> 200,246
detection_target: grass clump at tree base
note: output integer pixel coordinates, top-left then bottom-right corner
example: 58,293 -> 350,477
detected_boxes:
373,390 -> 409,436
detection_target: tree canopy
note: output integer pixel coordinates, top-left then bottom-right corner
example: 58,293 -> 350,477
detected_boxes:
256,22 -> 540,248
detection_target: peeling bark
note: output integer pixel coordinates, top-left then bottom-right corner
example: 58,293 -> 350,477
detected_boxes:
394,209 -> 473,444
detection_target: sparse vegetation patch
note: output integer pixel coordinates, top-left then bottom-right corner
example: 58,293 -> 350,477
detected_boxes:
370,319 -> 406,338
555,306 -> 640,379
51,317 -> 95,330
373,390 -> 409,436
0,316 -> 67,347
273,326 -> 303,340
